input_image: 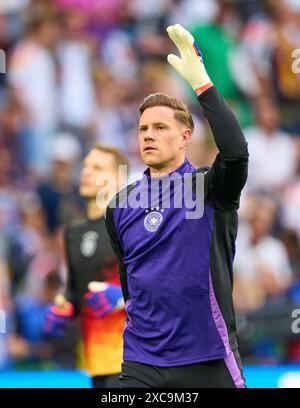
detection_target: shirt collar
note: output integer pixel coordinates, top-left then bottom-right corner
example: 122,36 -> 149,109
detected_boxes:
143,158 -> 194,179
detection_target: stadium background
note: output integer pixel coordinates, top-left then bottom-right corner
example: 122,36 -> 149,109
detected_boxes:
0,0 -> 300,388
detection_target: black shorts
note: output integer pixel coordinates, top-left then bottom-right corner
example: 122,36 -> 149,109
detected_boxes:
119,349 -> 246,388
92,374 -> 121,388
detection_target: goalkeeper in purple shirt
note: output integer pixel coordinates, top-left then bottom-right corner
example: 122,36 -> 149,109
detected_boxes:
105,24 -> 249,388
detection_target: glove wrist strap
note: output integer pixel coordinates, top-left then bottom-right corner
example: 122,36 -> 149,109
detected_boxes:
194,81 -> 214,96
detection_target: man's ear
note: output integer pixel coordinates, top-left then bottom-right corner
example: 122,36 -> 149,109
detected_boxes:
180,128 -> 192,149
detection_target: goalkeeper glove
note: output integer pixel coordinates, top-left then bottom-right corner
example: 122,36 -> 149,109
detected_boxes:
44,295 -> 74,337
166,24 -> 213,95
85,281 -> 124,318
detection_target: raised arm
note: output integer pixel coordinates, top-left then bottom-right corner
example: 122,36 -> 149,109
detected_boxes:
198,86 -> 248,210
167,24 -> 248,210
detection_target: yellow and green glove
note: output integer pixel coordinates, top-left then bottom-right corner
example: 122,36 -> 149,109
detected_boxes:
167,24 -> 213,96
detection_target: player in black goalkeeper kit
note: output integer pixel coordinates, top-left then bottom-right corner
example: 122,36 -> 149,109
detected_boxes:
105,25 -> 249,388
45,145 -> 128,388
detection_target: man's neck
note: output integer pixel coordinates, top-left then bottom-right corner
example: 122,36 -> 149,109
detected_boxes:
86,199 -> 106,220
149,158 -> 185,177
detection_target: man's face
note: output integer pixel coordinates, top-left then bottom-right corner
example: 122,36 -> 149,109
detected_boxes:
79,149 -> 118,199
139,106 -> 191,171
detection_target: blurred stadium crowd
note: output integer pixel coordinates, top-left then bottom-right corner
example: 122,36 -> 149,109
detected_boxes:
1,0 -> 300,371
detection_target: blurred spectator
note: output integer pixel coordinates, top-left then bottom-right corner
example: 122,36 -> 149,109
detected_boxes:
282,138 -> 300,241
8,7 -> 61,176
8,257 -> 69,370
240,2 -> 273,85
280,228 -> 300,280
91,63 -> 146,177
91,64 -> 135,153
240,0 -> 300,135
36,132 -> 84,233
188,0 -> 260,126
245,97 -> 297,193
0,96 -> 30,180
7,192 -> 49,294
128,0 -> 173,61
283,183 -> 300,242
234,194 -> 293,313
100,27 -> 138,79
57,8 -> 96,134
265,0 -> 300,133
0,145 -> 22,234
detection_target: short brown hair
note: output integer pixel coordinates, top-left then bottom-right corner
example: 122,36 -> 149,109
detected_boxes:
139,93 -> 194,132
92,143 -> 129,170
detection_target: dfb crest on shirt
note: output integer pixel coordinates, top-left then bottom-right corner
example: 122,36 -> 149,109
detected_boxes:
144,210 -> 163,232
80,231 -> 99,257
